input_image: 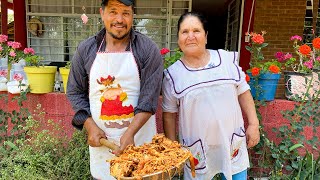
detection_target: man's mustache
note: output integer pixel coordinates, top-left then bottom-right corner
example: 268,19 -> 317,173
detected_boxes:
111,23 -> 127,28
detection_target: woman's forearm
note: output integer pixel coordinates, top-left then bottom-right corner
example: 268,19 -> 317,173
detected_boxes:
238,90 -> 259,126
163,112 -> 177,141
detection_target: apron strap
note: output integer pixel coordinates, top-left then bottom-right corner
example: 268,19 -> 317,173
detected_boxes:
97,36 -> 105,53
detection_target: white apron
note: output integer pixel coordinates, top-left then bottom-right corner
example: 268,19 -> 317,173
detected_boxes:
89,42 -> 157,180
164,50 -> 250,180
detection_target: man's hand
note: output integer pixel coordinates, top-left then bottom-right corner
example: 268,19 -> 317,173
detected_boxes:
113,130 -> 135,156
246,124 -> 260,148
84,117 -> 106,147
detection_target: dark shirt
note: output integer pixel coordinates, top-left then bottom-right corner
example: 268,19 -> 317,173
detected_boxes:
67,28 -> 163,129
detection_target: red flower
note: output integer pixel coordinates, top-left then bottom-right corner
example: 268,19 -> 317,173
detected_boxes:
251,34 -> 264,44
299,44 -> 311,55
312,37 -> 320,49
245,74 -> 250,82
160,48 -> 170,55
269,65 -> 280,74
251,67 -> 260,76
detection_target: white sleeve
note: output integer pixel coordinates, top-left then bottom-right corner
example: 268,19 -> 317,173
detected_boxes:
234,52 -> 250,95
161,75 -> 179,113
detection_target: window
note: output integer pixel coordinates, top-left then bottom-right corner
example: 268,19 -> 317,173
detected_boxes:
303,0 -> 313,45
225,0 -> 242,51
26,0 -> 191,64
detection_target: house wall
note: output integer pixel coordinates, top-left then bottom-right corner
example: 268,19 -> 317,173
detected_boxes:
253,0 -> 307,98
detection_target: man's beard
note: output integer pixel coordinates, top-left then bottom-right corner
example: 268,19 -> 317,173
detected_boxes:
108,31 -> 130,40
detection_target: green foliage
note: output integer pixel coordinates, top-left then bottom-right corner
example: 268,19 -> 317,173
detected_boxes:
0,90 -> 90,179
65,61 -> 71,69
249,70 -> 320,179
0,106 -> 90,179
164,48 -> 183,69
24,55 -> 44,67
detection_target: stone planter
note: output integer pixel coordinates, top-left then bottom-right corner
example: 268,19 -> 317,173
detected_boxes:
283,71 -> 313,101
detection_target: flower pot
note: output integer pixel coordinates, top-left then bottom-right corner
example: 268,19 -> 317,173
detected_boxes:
283,71 -> 313,100
7,63 -> 29,94
24,66 -> 57,94
248,72 -> 281,101
59,67 -> 70,93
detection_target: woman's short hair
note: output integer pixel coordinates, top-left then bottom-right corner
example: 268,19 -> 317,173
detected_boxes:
177,11 -> 208,35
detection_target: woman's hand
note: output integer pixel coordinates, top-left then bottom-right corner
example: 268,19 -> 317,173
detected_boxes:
84,117 -> 106,147
246,124 -> 260,148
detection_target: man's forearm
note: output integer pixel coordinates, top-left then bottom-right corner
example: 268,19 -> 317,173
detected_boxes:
126,112 -> 152,136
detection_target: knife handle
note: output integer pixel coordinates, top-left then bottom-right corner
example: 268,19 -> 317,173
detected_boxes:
99,138 -> 120,151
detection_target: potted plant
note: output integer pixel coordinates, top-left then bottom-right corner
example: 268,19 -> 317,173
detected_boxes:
245,31 -> 282,101
0,34 -> 9,91
59,61 -> 70,93
24,54 -> 57,94
276,35 -> 315,100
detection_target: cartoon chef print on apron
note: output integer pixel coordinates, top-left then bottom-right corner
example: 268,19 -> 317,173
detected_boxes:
89,40 -> 157,180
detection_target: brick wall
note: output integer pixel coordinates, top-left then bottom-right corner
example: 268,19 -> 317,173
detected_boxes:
253,0 -> 307,98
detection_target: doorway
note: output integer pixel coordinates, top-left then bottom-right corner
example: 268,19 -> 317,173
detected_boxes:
193,0 -> 243,51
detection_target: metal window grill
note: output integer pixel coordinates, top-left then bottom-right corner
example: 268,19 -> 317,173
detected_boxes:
303,0 -> 313,45
225,0 -> 241,51
26,0 -> 191,63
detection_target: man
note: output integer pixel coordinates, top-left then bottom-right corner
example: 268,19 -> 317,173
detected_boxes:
66,0 -> 163,179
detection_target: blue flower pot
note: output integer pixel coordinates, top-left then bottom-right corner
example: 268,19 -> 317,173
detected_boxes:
248,72 -> 281,101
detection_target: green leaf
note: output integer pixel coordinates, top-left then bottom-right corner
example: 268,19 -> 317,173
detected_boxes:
4,141 -> 18,150
289,144 -> 304,151
245,46 -> 252,52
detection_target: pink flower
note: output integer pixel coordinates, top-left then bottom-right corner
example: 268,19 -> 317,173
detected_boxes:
303,59 -> 313,69
0,35 -> 8,43
81,14 -> 88,24
284,53 -> 292,60
24,48 -> 35,55
160,48 -> 170,55
13,73 -> 23,81
275,52 -> 285,61
10,42 -> 21,49
290,35 -> 302,41
7,41 -> 13,46
0,69 -> 8,77
316,56 -> 320,61
9,51 -> 16,57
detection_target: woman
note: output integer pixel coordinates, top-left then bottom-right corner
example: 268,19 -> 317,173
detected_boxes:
162,12 -> 260,180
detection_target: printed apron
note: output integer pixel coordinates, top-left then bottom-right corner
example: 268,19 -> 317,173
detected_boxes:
164,50 -> 249,180
89,42 -> 157,180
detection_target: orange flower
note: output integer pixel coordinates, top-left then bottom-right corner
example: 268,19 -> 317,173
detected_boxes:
245,74 -> 250,82
251,34 -> 264,44
251,67 -> 260,76
312,37 -> 320,49
299,44 -> 311,55
268,65 -> 280,74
